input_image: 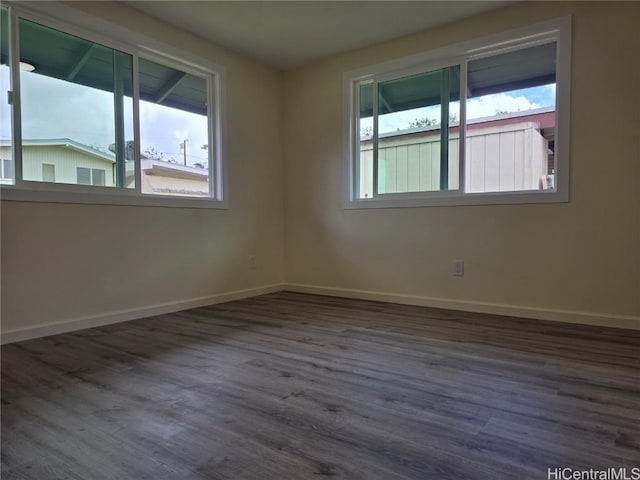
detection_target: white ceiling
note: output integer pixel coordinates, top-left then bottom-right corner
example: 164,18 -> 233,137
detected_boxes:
124,1 -> 510,69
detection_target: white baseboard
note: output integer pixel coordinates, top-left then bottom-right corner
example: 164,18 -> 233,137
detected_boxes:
1,283 -> 284,345
4,282 -> 638,344
283,283 -> 640,331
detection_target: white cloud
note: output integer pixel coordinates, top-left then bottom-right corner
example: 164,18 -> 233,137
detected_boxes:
361,90 -> 544,137
20,71 -> 115,148
378,104 -> 441,133
139,101 -> 208,164
172,128 -> 189,144
467,92 -> 541,119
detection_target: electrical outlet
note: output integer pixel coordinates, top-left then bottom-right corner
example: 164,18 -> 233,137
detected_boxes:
248,256 -> 256,270
452,259 -> 464,277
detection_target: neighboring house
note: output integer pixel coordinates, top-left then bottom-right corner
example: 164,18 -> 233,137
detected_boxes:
0,138 -> 116,186
0,138 -> 209,196
3,109 -> 550,198
358,107 -> 554,197
139,158 -> 209,197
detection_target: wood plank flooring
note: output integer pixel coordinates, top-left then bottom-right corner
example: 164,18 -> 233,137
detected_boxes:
2,292 -> 639,479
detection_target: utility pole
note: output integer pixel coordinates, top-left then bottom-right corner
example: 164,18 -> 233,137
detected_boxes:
180,139 -> 188,165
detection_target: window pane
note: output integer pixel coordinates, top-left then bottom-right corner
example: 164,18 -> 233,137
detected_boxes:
18,18 -> 133,188
0,6 -> 12,185
92,168 -> 105,186
356,81 -> 373,199
77,167 -> 90,185
2,158 -> 11,179
465,42 -> 556,193
139,57 -> 210,197
42,163 -> 55,182
376,65 -> 460,194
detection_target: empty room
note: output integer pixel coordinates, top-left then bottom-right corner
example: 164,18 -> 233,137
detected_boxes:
1,1 -> 639,479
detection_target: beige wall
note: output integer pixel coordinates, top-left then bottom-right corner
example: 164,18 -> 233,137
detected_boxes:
1,2 -> 285,334
2,2 -> 639,339
283,2 -> 640,321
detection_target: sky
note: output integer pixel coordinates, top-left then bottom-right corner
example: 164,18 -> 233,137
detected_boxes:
0,66 -> 13,142
1,65 -> 554,162
364,83 -> 556,137
0,65 -> 209,167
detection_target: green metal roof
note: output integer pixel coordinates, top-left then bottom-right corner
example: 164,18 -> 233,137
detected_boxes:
3,8 -> 554,120
467,42 -> 556,97
359,42 -> 556,118
1,15 -> 207,116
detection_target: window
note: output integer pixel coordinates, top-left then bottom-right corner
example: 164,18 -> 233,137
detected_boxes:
345,17 -> 570,207
17,16 -> 133,189
42,163 -> 55,182
1,6 -> 12,182
0,3 -> 224,208
1,158 -> 12,183
76,167 -> 105,186
465,44 -> 557,194
357,65 -> 461,198
92,168 -> 105,187
138,56 -> 212,197
77,167 -> 91,185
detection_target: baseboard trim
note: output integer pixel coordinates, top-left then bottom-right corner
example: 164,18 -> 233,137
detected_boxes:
4,282 -> 638,344
1,283 -> 284,344
283,283 -> 640,331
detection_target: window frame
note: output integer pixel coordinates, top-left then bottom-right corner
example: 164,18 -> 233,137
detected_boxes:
1,158 -> 12,181
1,1 -> 227,209
76,167 -> 105,187
343,16 -> 571,209
76,167 -> 92,186
42,163 -> 55,183
137,48 -> 221,199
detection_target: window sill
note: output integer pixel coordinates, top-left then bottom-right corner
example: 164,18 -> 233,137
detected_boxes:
344,189 -> 568,209
0,185 -> 229,209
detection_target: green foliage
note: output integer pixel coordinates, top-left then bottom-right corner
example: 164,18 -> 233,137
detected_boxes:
143,146 -> 164,160
409,117 -> 437,129
360,125 -> 373,138
408,112 -> 459,129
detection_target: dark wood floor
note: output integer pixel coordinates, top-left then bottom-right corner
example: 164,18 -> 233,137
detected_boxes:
2,292 -> 639,479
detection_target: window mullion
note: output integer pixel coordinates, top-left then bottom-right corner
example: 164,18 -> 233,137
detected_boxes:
9,9 -> 23,185
113,51 -> 126,188
458,60 -> 468,195
132,54 -> 142,194
372,80 -> 379,198
351,81 -> 359,199
207,74 -> 215,198
440,68 -> 450,190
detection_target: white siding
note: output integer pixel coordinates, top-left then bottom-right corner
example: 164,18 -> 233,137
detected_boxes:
358,143 -> 374,198
20,145 -> 115,186
0,145 -> 11,161
359,121 -> 548,196
0,147 -> 13,185
464,122 -> 548,193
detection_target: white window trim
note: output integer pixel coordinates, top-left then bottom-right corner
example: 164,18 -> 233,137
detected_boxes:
343,16 -> 571,209
0,1 -> 228,209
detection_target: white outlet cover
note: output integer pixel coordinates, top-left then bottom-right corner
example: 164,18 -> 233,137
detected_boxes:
452,260 -> 464,276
